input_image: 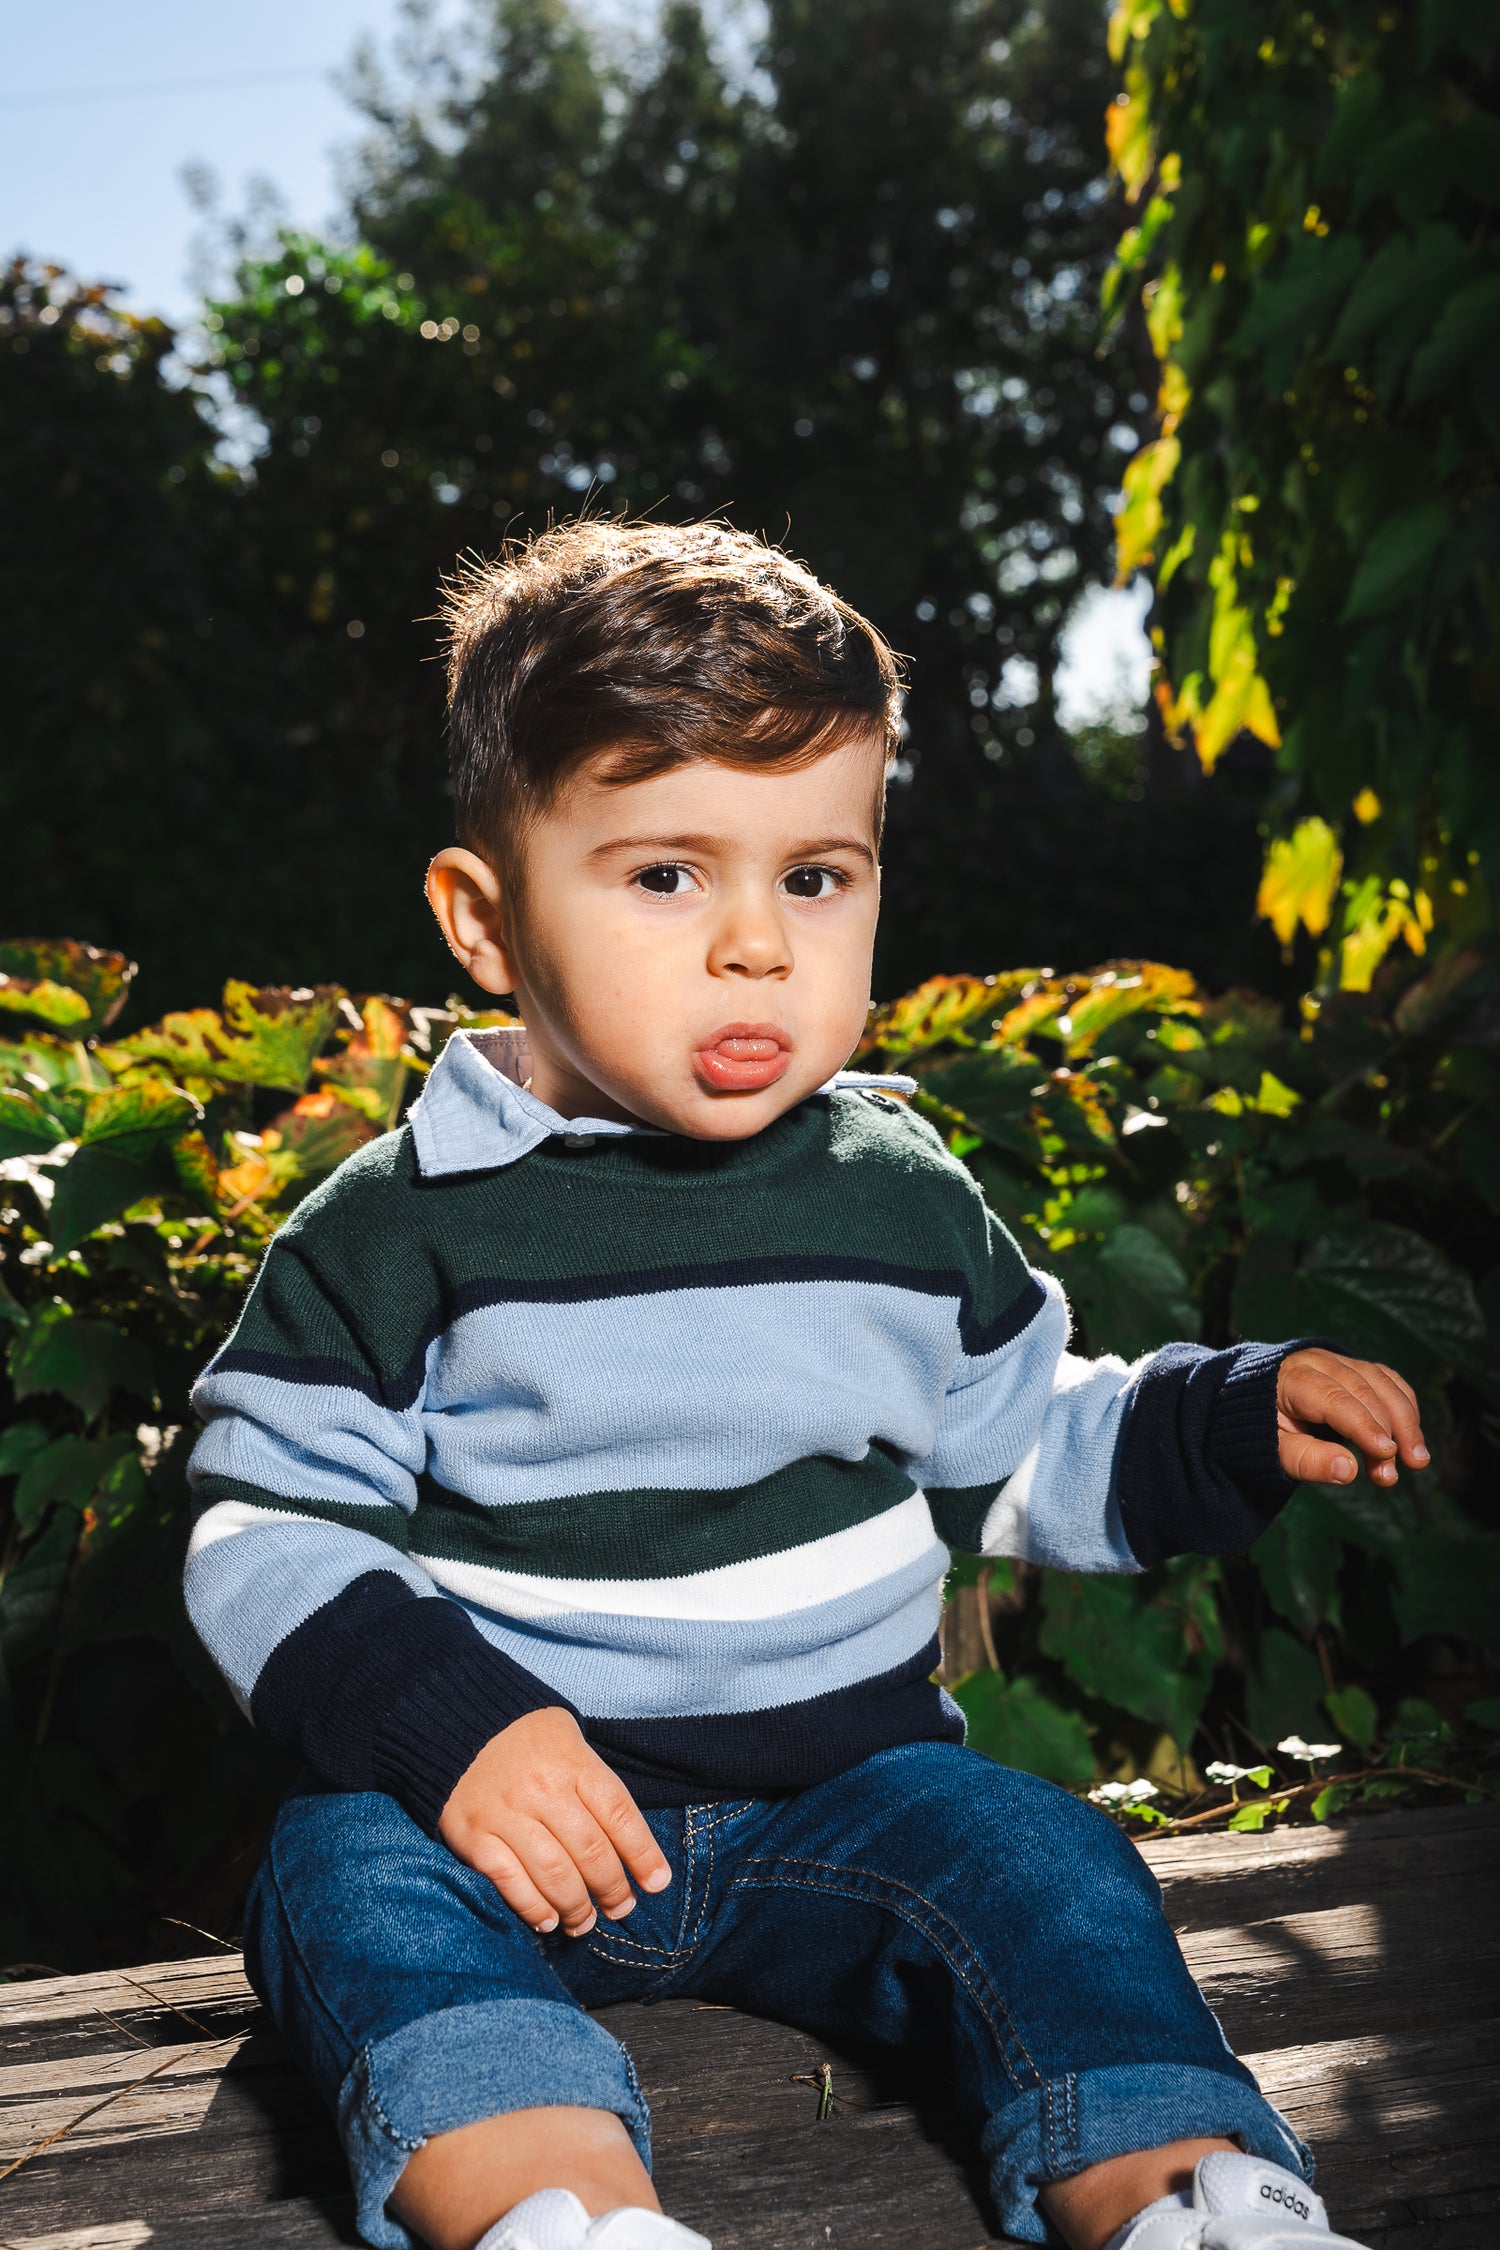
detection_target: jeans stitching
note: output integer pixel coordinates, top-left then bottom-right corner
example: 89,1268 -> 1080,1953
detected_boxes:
356,2043 -> 426,2155
729,1856 -> 1041,2096
688,1802 -> 717,1950
587,1925 -> 682,1965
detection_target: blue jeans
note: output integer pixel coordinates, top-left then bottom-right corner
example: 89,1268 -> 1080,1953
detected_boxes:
245,1743 -> 1310,2248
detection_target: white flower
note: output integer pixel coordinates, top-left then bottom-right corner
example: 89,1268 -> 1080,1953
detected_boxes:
1088,1777 -> 1160,1808
1206,1759 -> 1274,1789
1277,1736 -> 1342,1763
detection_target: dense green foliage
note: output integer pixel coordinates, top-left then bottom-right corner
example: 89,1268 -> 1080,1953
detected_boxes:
1106,0 -> 1499,986
3,934 -> 1497,1965
1,0 -> 1286,1024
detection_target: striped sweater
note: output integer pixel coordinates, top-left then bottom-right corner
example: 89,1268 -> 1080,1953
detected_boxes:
184,1028 -> 1296,1830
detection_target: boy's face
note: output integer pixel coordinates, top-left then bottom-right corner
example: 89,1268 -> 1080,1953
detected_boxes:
428,736 -> 884,1139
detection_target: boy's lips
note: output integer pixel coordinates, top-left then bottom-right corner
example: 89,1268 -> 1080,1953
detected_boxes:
693,1022 -> 793,1093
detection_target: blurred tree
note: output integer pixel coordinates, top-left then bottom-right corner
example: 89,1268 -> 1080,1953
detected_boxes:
3,1 -> 1282,1015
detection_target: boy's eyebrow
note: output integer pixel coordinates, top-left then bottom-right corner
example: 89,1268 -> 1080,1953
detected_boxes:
588,831 -> 877,867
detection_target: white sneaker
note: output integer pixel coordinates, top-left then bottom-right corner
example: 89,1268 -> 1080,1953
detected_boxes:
477,2187 -> 711,2250
1112,2152 -> 1367,2249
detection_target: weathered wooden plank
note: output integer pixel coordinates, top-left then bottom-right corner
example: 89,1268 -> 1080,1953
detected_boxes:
1,1811 -> 1494,2249
1136,1804 -> 1500,1930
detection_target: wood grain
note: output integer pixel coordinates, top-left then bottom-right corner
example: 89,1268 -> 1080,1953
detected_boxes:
1,1809 -> 1495,2250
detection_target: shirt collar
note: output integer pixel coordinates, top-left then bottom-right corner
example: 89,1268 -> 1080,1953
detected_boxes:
408,1026 -> 916,1178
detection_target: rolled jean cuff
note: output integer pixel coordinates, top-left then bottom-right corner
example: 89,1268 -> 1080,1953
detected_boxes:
337,1997 -> 652,2249
983,2061 -> 1313,2243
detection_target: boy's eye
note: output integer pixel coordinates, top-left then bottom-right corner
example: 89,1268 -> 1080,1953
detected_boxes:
783,864 -> 845,899
635,863 -> 693,895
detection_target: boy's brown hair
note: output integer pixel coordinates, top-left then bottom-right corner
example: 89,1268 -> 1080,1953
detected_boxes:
439,518 -> 903,876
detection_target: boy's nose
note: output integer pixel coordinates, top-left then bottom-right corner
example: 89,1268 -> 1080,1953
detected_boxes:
707,900 -> 793,979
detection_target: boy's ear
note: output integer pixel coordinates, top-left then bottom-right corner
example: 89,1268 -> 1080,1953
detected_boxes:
426,848 -> 522,996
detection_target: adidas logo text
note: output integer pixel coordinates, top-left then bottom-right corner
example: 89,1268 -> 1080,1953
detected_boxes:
1259,2182 -> 1312,2223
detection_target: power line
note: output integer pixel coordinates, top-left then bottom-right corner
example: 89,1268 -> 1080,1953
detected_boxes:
0,67 -> 328,116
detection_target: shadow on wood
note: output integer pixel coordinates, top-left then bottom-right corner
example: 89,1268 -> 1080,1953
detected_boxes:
1,1807 -> 1496,2250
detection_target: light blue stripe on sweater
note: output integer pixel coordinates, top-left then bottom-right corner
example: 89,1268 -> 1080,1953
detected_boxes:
976,1351 -> 1140,1574
461,1547 -> 945,1718
183,1509 -> 445,1699
423,1281 -> 966,1499
191,1375 -> 425,1513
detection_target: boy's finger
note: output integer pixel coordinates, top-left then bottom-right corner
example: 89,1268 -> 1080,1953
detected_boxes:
1279,1429 -> 1361,1487
581,1771 -> 672,1895
464,1833 -> 563,1934
503,1814 -> 599,1934
547,1801 -> 637,1920
1359,1361 -> 1429,1464
1283,1360 -> 1399,1464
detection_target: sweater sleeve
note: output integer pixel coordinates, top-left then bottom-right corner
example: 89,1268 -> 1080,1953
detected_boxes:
184,1225 -> 567,1835
913,1191 -> 1304,1569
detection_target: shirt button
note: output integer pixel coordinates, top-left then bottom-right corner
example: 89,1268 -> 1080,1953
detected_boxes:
563,1132 -> 596,1149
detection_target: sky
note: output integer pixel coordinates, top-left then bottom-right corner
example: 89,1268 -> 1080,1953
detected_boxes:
1,1 -> 421,322
2,0 -> 1149,721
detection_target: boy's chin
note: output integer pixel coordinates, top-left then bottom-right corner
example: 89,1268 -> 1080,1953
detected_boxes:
649,1077 -> 819,1143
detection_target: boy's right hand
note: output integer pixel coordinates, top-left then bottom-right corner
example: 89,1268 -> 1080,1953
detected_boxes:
438,1705 -> 672,1937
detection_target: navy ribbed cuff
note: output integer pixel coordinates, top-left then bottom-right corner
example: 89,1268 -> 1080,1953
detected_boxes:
375,1615 -> 573,1836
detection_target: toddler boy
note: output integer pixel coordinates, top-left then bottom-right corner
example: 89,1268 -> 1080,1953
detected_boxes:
185,521 -> 1426,2250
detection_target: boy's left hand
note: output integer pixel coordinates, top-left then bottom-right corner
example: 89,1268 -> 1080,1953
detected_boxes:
1276,1348 -> 1428,1487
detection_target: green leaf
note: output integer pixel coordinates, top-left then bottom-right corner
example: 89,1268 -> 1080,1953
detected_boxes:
1066,1224 -> 1199,1360
1245,1627 -> 1326,1749
1420,0 -> 1500,70
1340,503 -> 1453,623
1385,1695 -> 1452,1759
0,1087 -> 70,1158
1252,1485 -> 1345,1637
953,1669 -> 1096,1789
0,1504 -> 79,1674
1234,235 -> 1363,390
13,1435 -> 135,1537
1324,1683 -> 1379,1752
919,1052 -> 1049,1165
1390,1529 -> 1500,1655
103,980 -> 344,1090
1038,1566 -> 1219,1746
7,1301 -> 156,1419
1243,1222 -> 1494,1396
1408,277 -> 1500,403
1228,1798 -> 1288,1832
0,1422 -> 52,1478
866,973 -> 1025,1060
0,940 -> 135,1036
312,994 -> 415,1127
1464,1698 -> 1500,1732
1311,1781 -> 1356,1823
78,1079 -> 199,1145
47,1134 -> 181,1254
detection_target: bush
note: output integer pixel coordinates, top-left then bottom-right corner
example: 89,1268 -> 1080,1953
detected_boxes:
2,935 -> 1497,1965
1105,0 -> 1499,981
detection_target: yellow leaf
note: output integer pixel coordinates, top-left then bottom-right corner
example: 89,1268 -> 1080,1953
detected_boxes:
1142,263 -> 1185,361
1106,70 -> 1156,201
1115,432 -> 1180,577
1157,360 -> 1191,431
1352,787 -> 1382,825
1251,1071 -> 1301,1118
1257,820 -> 1344,951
